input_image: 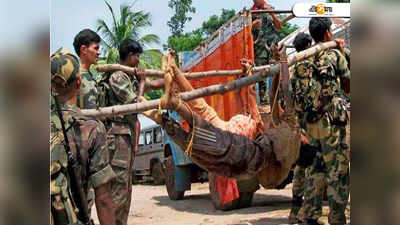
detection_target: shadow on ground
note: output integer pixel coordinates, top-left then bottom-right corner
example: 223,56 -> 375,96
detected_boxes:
152,192 -> 292,216
229,217 -> 291,225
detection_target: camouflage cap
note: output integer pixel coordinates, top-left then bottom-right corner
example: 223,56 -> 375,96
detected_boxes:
51,47 -> 80,86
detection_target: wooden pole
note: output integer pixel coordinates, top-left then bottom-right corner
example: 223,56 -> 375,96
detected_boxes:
249,10 -> 293,14
82,41 -> 336,117
96,40 -> 333,80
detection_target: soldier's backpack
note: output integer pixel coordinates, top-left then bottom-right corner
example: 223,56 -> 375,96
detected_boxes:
50,127 -> 82,225
314,48 -> 350,126
290,58 -> 320,125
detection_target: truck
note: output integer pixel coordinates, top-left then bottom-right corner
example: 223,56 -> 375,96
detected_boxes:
163,11 -> 351,210
133,113 -> 207,189
164,11 -> 264,210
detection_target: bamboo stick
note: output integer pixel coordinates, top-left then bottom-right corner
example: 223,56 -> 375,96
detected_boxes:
95,64 -> 268,79
250,9 -> 293,14
95,41 -> 335,80
82,41 -> 336,118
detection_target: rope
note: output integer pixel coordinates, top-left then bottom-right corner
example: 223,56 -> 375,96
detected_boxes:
183,101 -> 195,157
244,61 -> 254,116
158,53 -> 174,115
270,66 -> 281,128
160,50 -> 196,157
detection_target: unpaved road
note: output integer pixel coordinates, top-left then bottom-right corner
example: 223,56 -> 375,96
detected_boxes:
92,182 -> 350,225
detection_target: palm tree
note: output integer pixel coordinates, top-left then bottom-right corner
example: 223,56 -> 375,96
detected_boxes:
97,1 -> 162,69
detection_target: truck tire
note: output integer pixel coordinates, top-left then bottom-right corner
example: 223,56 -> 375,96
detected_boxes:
208,172 -> 239,210
236,192 -> 254,208
152,161 -> 165,185
165,156 -> 184,200
209,173 -> 257,211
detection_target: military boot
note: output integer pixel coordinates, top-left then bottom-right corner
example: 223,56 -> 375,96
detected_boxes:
304,219 -> 324,225
289,196 -> 303,224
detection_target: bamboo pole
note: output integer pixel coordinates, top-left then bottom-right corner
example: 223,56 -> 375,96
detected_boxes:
250,10 -> 293,14
95,40 -> 331,81
82,41 -> 336,117
95,64 -> 269,79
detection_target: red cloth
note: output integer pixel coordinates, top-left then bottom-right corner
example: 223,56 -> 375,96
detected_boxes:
252,1 -> 270,10
215,175 -> 240,205
300,134 -> 308,145
215,112 -> 262,205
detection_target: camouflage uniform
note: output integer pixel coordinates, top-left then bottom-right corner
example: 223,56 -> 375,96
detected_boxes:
50,48 -> 115,225
76,69 -> 101,215
103,70 -> 140,225
289,57 -> 321,223
252,12 -> 281,105
302,49 -> 350,225
77,69 -> 100,109
289,164 -> 306,222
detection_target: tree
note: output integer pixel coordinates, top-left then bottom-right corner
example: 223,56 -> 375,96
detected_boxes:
166,29 -> 203,52
278,15 -> 299,39
96,1 -> 162,67
201,9 -> 236,37
165,8 -> 236,53
167,0 -> 196,36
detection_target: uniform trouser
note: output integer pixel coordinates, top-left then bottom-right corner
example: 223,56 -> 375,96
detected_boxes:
163,112 -> 274,179
303,120 -> 350,225
289,165 -> 306,220
107,133 -> 134,225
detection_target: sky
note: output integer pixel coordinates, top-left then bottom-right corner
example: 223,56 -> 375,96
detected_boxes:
50,0 -> 323,54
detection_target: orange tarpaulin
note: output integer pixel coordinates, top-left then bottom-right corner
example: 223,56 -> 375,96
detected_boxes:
185,17 -> 255,205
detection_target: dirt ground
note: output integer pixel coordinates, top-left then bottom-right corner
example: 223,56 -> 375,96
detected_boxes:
92,182 -> 350,225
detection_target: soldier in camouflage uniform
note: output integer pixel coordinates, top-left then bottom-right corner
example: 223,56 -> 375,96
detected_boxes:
300,18 -> 350,225
251,0 -> 282,105
288,32 -> 323,224
73,29 -> 102,109
50,47 -> 116,225
99,38 -> 147,225
73,29 -> 102,214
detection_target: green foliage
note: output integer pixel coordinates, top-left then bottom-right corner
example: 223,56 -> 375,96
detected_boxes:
144,88 -> 164,100
97,1 -> 161,66
165,8 -> 236,53
278,15 -> 299,39
201,9 -> 236,37
165,29 -> 203,52
139,49 -> 162,69
167,0 -> 196,36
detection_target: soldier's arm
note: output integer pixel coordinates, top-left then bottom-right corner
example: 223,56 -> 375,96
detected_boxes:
263,3 -> 282,31
134,78 -> 146,153
336,50 -> 350,95
109,71 -> 137,104
325,50 -> 350,94
329,49 -> 350,79
86,120 -> 116,225
145,78 -> 165,90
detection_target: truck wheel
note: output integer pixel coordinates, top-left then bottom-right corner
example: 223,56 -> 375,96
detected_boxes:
236,192 -> 254,209
208,172 -> 239,211
235,176 -> 258,208
209,173 -> 257,210
132,170 -> 140,184
152,161 -> 165,185
165,156 -> 184,200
